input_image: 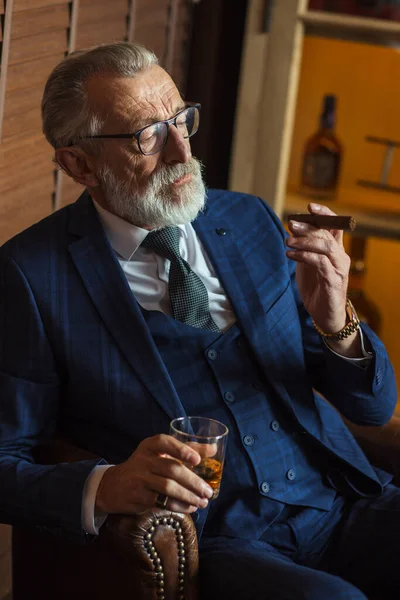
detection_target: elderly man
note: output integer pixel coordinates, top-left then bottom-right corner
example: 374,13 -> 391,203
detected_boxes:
0,42 -> 398,600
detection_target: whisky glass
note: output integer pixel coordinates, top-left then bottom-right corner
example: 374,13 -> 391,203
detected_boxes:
170,416 -> 229,499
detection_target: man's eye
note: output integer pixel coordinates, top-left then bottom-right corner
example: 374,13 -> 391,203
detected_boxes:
140,130 -> 157,142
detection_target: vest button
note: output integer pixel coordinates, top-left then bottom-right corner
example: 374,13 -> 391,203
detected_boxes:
260,481 -> 270,494
224,391 -> 235,403
243,435 -> 254,446
286,469 -> 296,481
270,420 -> 280,432
216,228 -> 227,236
207,349 -> 217,361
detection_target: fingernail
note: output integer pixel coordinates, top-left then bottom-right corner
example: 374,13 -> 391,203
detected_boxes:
310,203 -> 321,212
291,221 -> 304,230
199,498 -> 209,508
204,486 -> 214,498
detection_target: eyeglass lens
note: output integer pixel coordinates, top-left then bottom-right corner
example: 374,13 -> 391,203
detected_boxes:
138,106 -> 199,155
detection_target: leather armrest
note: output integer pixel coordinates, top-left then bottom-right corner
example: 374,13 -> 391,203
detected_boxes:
101,510 -> 198,600
346,416 -> 400,486
29,437 -> 199,600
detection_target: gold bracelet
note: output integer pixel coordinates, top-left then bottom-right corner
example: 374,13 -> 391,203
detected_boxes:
312,299 -> 361,343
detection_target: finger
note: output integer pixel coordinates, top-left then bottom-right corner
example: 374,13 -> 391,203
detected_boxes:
286,234 -> 347,271
307,202 -> 337,217
185,441 -> 218,459
285,250 -> 338,278
126,493 -> 199,515
288,220 -> 334,238
147,473 -> 211,509
151,456 -> 214,499
141,434 -> 201,466
307,202 -> 343,244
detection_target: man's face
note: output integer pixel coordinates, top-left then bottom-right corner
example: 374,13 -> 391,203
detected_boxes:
86,65 -> 206,229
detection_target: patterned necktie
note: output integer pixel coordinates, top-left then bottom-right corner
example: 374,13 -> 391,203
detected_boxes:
141,227 -> 220,332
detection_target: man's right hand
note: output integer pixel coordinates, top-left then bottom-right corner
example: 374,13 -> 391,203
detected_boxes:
95,434 -> 214,515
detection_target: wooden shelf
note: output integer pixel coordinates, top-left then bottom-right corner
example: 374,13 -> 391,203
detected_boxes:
299,10 -> 400,45
285,193 -> 400,241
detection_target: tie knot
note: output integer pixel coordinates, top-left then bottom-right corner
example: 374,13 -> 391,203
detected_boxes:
141,226 -> 181,261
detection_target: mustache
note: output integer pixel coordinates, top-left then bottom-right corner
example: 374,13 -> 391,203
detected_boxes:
150,158 -> 203,188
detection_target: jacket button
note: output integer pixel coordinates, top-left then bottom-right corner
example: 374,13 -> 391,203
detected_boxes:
286,469 -> 296,481
270,420 -> 280,432
216,228 -> 227,236
243,435 -> 254,446
224,391 -> 235,403
260,481 -> 270,494
207,349 -> 217,361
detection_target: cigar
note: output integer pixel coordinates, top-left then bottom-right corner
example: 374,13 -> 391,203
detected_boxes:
287,214 -> 356,231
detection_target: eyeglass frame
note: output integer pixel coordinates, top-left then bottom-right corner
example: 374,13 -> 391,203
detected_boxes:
69,101 -> 201,156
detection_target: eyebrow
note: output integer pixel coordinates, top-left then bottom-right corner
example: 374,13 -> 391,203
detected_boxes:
132,103 -> 187,131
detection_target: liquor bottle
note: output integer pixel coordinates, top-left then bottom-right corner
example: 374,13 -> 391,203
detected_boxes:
347,235 -> 381,335
300,94 -> 342,200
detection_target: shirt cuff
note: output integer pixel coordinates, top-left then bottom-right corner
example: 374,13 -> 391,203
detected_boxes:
82,464 -> 114,535
323,328 -> 373,369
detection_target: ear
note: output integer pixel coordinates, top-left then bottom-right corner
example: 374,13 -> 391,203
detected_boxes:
55,147 -> 100,187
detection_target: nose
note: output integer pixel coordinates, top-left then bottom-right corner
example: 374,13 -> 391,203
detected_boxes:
162,124 -> 192,165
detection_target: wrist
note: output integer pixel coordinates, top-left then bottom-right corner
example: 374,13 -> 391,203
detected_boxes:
312,299 -> 360,343
324,328 -> 363,357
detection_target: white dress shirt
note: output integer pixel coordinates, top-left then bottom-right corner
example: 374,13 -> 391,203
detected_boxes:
82,200 -> 372,535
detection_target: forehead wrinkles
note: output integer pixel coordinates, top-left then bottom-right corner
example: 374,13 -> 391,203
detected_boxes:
87,69 -> 182,130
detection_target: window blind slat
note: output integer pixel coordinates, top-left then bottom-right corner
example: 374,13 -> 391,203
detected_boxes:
12,4 -> 70,40
0,173 -> 53,240
2,106 -> 42,142
78,0 -> 128,25
6,53 -> 65,92
76,20 -> 127,49
13,0 -> 66,12
4,84 -> 44,118
9,30 -> 68,65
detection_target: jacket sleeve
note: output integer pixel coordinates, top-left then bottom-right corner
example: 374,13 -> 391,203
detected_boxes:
257,196 -> 398,426
0,251 -> 103,541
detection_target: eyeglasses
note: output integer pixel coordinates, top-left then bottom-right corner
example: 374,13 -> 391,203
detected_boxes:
73,102 -> 201,156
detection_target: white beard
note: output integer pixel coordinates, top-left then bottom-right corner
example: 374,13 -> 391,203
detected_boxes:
97,157 -> 206,229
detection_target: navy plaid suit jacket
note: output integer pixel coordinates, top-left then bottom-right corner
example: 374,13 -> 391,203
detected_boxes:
0,189 -> 397,541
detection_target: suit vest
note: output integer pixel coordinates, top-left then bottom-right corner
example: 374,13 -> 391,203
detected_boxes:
141,307 -> 336,540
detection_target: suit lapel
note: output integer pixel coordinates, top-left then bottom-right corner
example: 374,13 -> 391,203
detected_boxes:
67,193 -> 185,422
193,215 -> 272,348
193,213 -> 299,409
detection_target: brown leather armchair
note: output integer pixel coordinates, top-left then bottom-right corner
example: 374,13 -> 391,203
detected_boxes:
11,416 -> 400,600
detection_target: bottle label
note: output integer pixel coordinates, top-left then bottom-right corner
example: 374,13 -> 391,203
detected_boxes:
302,152 -> 340,189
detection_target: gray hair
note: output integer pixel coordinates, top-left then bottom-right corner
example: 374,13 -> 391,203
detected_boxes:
42,42 -> 158,151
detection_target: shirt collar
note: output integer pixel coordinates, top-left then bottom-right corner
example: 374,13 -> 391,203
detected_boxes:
92,198 -> 188,260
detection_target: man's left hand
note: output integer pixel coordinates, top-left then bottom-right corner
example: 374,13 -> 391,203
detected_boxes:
285,202 -> 350,335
